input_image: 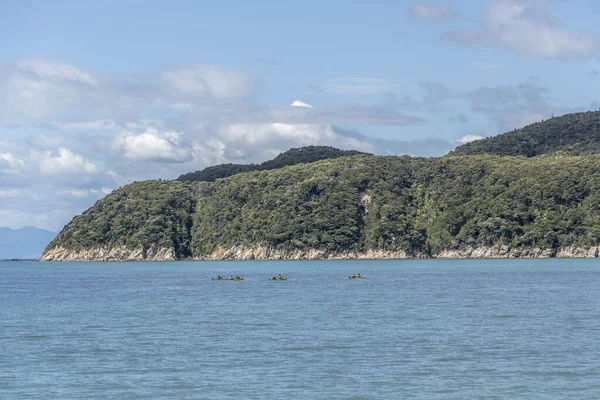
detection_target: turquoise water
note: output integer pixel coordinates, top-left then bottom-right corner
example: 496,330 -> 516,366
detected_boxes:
1,259 -> 600,399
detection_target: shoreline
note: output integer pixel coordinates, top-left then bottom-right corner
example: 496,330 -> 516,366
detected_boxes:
40,245 -> 600,262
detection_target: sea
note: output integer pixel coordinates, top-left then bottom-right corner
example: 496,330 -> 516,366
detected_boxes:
1,259 -> 599,399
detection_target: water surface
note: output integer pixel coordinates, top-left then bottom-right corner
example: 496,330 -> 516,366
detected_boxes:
1,259 -> 599,399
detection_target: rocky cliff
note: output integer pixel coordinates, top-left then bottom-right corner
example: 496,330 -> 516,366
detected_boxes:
41,244 -> 599,261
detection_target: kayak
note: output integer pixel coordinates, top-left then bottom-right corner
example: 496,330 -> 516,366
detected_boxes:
230,277 -> 244,281
212,277 -> 229,280
270,277 -> 288,280
349,276 -> 366,279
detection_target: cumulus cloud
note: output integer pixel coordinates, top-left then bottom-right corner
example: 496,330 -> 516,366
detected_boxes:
39,147 -> 99,176
410,3 -> 455,20
457,134 -> 484,144
0,153 -> 25,174
444,0 -> 600,59
115,128 -> 193,163
0,58 -> 443,231
0,59 -> 104,120
0,138 -> 117,231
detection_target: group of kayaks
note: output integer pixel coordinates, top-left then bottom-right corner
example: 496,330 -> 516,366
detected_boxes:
212,275 -> 244,281
349,274 -> 366,279
211,274 -> 366,281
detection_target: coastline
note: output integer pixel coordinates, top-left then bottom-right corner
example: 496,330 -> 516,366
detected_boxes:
40,245 -> 600,262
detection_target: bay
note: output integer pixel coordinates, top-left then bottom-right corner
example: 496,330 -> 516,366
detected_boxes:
1,259 -> 600,399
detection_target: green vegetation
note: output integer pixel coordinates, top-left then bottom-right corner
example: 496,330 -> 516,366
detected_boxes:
177,164 -> 256,183
177,146 -> 367,182
48,109 -> 600,260
46,154 -> 600,258
46,180 -> 198,258
450,111 -> 600,157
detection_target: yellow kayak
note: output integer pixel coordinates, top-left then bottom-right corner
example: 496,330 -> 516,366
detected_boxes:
231,277 -> 244,281
270,277 -> 288,281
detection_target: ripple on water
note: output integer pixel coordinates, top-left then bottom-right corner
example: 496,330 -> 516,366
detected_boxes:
1,259 -> 600,399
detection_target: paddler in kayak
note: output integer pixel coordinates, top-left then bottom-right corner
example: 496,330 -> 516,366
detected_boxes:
349,273 -> 365,279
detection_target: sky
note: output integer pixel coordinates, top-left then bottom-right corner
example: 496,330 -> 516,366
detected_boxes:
1,0 -> 600,232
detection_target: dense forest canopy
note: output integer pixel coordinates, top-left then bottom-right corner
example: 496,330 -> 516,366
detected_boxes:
177,146 -> 367,182
450,111 -> 600,157
46,154 -> 600,258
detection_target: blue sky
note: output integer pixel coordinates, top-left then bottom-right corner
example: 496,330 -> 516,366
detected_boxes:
1,0 -> 600,231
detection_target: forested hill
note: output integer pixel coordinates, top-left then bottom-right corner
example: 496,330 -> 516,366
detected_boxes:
450,111 -> 600,157
43,154 -> 600,261
177,146 -> 367,182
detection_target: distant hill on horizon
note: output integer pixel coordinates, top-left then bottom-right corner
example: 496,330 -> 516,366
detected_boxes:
177,145 -> 368,182
0,227 -> 57,260
449,111 -> 600,157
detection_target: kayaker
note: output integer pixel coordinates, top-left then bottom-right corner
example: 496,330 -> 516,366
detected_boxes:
357,273 -> 362,278
351,273 -> 356,278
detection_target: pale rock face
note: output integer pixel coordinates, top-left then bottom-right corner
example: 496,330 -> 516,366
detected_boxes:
40,245 -> 600,262
40,246 -> 176,262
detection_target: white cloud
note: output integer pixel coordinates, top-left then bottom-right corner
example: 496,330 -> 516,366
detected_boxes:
220,123 -> 334,145
161,65 -> 255,102
0,59 -> 105,120
0,153 -> 25,174
60,189 -> 93,198
124,119 -> 164,130
0,60 -> 257,122
212,123 -> 376,162
39,147 -> 99,176
61,120 -> 117,130
116,128 -> 193,163
457,134 -> 484,144
445,0 -> 600,59
411,3 -> 455,20
16,59 -> 98,87
291,100 -> 314,108
0,58 -> 440,231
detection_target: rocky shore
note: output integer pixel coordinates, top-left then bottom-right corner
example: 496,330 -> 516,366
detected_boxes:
40,244 -> 600,262
40,246 -> 177,262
